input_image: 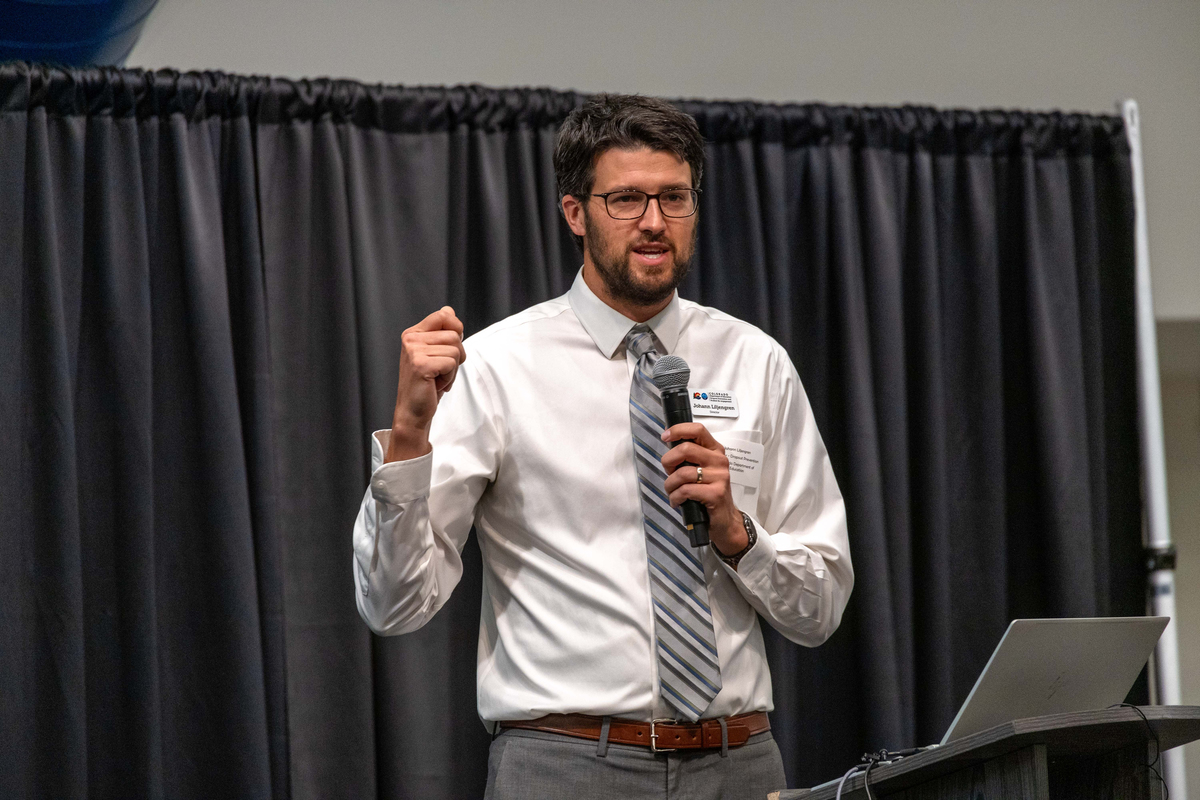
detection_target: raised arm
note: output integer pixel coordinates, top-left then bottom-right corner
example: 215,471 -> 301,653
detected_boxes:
354,306 -> 498,636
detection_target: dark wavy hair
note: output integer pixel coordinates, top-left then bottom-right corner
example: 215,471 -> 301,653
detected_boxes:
554,94 -> 705,249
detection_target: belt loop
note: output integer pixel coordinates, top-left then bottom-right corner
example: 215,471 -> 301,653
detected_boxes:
719,717 -> 729,758
596,716 -> 612,758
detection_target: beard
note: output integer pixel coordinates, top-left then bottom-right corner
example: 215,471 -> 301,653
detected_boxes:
583,210 -> 696,307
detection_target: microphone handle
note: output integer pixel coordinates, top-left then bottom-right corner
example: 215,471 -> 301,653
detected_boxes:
661,389 -> 711,547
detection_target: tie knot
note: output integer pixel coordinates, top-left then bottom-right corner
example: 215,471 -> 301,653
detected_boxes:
625,326 -> 658,361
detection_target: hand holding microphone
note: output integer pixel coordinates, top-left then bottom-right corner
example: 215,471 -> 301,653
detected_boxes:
652,356 -> 710,546
652,356 -> 748,555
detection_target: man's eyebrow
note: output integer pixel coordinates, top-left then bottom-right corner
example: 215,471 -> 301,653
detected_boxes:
602,185 -> 692,193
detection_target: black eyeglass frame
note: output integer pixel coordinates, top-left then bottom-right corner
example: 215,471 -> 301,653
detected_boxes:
586,188 -> 702,220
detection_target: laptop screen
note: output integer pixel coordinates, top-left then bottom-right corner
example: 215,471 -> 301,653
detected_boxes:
940,616 -> 1168,744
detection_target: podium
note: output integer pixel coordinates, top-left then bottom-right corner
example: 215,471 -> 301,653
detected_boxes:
775,706 -> 1200,800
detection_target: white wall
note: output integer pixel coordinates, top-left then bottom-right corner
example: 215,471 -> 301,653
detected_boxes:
126,0 -> 1200,320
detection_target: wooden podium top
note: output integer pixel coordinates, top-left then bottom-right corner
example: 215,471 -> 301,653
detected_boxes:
778,705 -> 1200,800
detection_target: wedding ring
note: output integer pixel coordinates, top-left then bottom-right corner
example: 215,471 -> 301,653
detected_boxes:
696,466 -> 704,484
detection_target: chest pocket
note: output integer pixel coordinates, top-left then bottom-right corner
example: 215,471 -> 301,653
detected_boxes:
712,428 -> 763,516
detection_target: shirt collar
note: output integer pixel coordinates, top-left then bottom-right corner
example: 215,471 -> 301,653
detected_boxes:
567,268 -> 681,359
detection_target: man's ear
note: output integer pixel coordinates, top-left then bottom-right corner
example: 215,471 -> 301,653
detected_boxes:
561,195 -> 587,238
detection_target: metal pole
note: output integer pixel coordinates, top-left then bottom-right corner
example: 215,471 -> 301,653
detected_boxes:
1121,98 -> 1186,800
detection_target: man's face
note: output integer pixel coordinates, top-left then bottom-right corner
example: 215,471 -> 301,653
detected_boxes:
573,147 -> 698,309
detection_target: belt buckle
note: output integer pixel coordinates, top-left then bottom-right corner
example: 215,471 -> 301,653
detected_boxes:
650,718 -> 678,753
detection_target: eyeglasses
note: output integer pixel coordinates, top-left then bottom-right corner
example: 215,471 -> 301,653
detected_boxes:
588,189 -> 701,220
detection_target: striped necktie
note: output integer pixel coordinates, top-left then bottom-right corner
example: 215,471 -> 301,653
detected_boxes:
626,325 -> 722,722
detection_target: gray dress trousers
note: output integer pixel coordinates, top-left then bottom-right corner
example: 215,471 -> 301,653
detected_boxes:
483,728 -> 788,800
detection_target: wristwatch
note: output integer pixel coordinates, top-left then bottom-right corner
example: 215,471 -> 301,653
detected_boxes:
716,512 -> 757,569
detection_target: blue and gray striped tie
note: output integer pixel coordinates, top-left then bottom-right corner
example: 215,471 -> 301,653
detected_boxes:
626,325 -> 722,722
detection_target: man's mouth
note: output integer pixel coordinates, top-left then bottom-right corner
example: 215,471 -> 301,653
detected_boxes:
631,244 -> 671,265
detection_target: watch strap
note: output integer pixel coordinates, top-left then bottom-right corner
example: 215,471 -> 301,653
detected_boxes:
717,512 -> 757,568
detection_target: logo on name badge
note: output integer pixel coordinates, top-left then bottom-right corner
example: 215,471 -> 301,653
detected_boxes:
689,389 -> 739,418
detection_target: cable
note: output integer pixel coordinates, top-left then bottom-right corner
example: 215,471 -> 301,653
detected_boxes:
862,756 -> 877,800
833,745 -> 938,800
858,748 -> 920,800
834,764 -> 863,800
1109,703 -> 1169,800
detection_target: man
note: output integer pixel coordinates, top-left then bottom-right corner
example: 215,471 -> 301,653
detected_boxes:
353,94 -> 853,799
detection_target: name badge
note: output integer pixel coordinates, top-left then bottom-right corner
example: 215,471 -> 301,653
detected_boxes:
689,389 -> 739,418
723,438 -> 765,489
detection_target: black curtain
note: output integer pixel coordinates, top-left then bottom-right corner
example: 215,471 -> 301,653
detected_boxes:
0,63 -> 1144,799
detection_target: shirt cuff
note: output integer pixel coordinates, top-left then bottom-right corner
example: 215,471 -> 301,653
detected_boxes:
719,511 -> 775,582
369,430 -> 433,505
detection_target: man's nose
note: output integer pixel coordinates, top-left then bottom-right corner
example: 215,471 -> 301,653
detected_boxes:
639,197 -> 668,234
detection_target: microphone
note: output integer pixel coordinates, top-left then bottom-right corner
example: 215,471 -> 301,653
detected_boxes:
651,355 -> 710,548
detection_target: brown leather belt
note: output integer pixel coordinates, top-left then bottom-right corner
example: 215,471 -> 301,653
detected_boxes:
498,711 -> 770,752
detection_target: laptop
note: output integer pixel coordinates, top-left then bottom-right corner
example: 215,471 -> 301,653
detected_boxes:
940,616 -> 1169,744
808,616 -> 1168,794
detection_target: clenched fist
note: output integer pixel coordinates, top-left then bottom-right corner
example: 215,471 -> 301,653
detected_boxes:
385,306 -> 466,463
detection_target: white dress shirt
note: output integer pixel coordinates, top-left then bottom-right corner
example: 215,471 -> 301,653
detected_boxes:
353,270 -> 853,723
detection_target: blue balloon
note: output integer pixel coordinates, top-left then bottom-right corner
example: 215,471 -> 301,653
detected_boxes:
0,0 -> 160,66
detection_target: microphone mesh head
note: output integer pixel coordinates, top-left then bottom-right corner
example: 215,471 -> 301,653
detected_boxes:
652,355 -> 691,392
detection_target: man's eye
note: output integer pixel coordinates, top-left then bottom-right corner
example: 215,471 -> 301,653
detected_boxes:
612,194 -> 641,204
663,192 -> 685,203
